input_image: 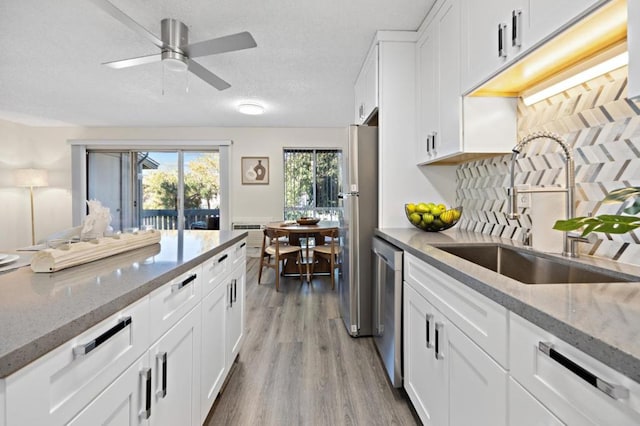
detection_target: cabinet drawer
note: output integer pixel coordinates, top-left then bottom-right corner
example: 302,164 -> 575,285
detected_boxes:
231,239 -> 247,269
5,297 -> 149,425
150,265 -> 202,343
404,252 -> 508,367
510,313 -> 640,425
202,248 -> 233,296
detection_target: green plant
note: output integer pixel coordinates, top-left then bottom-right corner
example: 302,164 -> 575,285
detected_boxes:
553,187 -> 640,236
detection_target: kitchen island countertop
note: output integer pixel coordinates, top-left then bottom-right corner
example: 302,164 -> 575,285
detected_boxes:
376,228 -> 640,383
0,230 -> 247,378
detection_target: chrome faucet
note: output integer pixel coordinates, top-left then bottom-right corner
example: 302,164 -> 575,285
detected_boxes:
507,131 -> 584,257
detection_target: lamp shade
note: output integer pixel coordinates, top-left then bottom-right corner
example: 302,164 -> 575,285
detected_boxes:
13,168 -> 49,187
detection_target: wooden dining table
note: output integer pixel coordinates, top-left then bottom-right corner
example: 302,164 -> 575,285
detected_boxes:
265,220 -> 339,282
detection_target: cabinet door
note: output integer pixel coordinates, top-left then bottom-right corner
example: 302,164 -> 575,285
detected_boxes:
526,0 -> 603,49
149,305 -> 201,426
355,45 -> 379,124
226,263 -> 246,370
68,356 -> 151,426
416,21 -> 438,163
461,0 -> 509,92
446,318 -> 507,426
435,0 -> 462,159
508,377 -> 563,426
200,282 -> 227,423
403,283 -> 447,426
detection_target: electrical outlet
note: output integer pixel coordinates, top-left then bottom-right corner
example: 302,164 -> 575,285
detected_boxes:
517,184 -> 531,208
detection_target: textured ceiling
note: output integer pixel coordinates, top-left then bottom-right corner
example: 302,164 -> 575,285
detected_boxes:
0,0 -> 435,127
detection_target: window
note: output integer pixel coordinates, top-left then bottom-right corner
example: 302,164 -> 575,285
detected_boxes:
283,149 -> 343,220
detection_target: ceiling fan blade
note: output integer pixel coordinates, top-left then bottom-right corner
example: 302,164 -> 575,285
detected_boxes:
184,31 -> 257,58
187,59 -> 231,90
89,0 -> 167,49
103,53 -> 162,69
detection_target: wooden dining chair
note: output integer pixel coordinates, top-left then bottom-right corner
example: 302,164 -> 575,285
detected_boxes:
310,228 -> 341,289
258,228 -> 304,291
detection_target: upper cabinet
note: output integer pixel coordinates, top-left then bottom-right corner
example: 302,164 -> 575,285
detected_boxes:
354,45 -> 379,124
461,0 -> 608,93
629,0 -> 639,100
416,0 -> 516,165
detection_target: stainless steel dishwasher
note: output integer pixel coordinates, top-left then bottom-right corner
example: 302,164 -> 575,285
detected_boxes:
372,237 -> 403,388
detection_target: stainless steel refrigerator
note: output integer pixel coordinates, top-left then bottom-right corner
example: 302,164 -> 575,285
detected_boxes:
338,124 -> 378,337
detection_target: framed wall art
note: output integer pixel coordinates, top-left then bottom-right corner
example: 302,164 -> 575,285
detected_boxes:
241,156 -> 269,185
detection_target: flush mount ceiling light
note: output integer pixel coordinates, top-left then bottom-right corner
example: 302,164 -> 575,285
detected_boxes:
238,103 -> 265,115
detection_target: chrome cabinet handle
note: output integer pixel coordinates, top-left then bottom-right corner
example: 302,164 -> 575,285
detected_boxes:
73,316 -> 132,358
538,342 -> 629,400
435,322 -> 444,360
156,352 -> 168,398
425,313 -> 433,348
139,367 -> 152,420
512,9 -> 522,47
498,23 -> 507,58
171,273 -> 197,293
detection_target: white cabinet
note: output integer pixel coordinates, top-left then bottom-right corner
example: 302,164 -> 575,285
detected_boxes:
404,284 -> 447,425
149,265 -> 202,343
2,238 -> 247,426
461,0 -> 606,93
510,313 -> 640,425
508,377 -> 563,426
68,355 -> 151,426
200,281 -> 227,422
354,44 -> 378,124
226,262 -> 246,370
403,253 -> 508,426
5,297 -> 150,425
416,0 -> 516,165
149,305 -> 201,426
416,0 -> 462,163
629,0 -> 640,100
461,0 -> 525,92
526,0 -> 603,49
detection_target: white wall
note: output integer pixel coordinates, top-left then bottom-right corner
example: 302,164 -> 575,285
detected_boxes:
0,120 -> 347,249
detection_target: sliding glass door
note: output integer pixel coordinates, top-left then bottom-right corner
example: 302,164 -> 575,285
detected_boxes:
87,150 -> 221,232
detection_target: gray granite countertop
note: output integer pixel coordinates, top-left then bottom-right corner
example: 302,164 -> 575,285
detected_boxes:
0,230 -> 247,378
376,228 -> 640,383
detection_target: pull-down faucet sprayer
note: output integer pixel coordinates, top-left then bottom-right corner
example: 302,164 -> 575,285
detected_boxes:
507,131 -> 584,257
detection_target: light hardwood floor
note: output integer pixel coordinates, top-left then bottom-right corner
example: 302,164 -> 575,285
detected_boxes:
205,257 -> 419,425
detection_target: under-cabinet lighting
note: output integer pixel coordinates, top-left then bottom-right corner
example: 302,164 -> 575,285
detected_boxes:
522,51 -> 629,105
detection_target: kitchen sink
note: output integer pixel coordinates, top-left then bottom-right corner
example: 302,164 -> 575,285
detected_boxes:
434,244 -> 635,284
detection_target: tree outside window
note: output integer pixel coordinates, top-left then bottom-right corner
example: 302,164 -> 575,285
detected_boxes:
283,149 -> 343,220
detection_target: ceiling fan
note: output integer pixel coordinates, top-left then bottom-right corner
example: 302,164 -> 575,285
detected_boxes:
90,0 -> 257,90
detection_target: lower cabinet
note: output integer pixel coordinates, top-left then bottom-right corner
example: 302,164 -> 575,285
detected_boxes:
404,283 -> 507,426
2,238 -> 247,426
149,305 -> 201,426
68,355 -> 151,426
510,313 -> 640,425
226,263 -> 245,370
200,280 -> 228,423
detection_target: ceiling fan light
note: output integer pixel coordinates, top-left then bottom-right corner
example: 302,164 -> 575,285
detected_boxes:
163,57 -> 188,72
238,103 -> 265,115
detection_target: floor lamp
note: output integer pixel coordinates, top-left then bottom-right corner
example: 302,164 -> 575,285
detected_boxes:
14,168 -> 49,245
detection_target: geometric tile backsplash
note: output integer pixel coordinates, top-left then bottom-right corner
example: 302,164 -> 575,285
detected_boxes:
456,67 -> 640,266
